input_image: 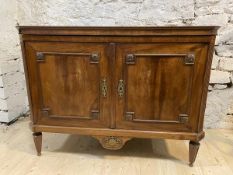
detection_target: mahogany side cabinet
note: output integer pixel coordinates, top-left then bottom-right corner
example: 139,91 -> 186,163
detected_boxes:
18,26 -> 219,166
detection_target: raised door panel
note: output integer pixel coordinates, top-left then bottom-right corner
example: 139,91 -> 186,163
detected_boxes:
25,42 -> 110,128
115,43 -> 209,132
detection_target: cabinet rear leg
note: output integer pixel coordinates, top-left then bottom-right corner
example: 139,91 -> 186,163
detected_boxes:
189,141 -> 200,166
33,132 -> 42,156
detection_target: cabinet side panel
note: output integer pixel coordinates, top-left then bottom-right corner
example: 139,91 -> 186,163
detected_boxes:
197,36 -> 216,132
20,36 -> 36,123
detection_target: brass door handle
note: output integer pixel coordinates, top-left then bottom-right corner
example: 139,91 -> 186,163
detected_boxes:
101,79 -> 107,97
118,79 -> 124,97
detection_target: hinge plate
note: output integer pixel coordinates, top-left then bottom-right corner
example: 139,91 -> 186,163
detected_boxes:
125,112 -> 134,121
36,52 -> 45,62
126,54 -> 136,64
184,54 -> 195,65
41,107 -> 50,116
179,114 -> 189,123
90,53 -> 100,63
91,110 -> 99,119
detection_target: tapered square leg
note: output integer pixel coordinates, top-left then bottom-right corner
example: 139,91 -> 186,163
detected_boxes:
189,141 -> 200,166
33,132 -> 42,156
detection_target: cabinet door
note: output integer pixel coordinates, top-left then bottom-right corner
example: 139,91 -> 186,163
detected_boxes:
25,42 -> 110,128
115,43 -> 208,132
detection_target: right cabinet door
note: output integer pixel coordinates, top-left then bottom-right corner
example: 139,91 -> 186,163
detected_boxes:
115,43 -> 209,132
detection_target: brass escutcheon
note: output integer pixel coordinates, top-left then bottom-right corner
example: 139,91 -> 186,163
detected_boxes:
101,79 -> 107,97
118,79 -> 124,97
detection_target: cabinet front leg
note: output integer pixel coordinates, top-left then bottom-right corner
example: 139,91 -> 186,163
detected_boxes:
33,132 -> 42,156
189,141 -> 200,166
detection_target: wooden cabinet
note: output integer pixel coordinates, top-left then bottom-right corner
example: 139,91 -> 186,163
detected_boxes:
18,26 -> 219,166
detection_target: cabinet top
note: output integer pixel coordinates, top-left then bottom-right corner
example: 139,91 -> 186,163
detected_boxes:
17,26 -> 219,36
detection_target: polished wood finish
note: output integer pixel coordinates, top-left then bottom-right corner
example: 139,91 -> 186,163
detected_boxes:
189,141 -> 200,166
17,26 -> 219,36
115,43 -> 208,132
18,26 -> 218,166
32,132 -> 42,156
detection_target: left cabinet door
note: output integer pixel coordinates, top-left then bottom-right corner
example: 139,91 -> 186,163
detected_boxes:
24,42 -> 110,128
